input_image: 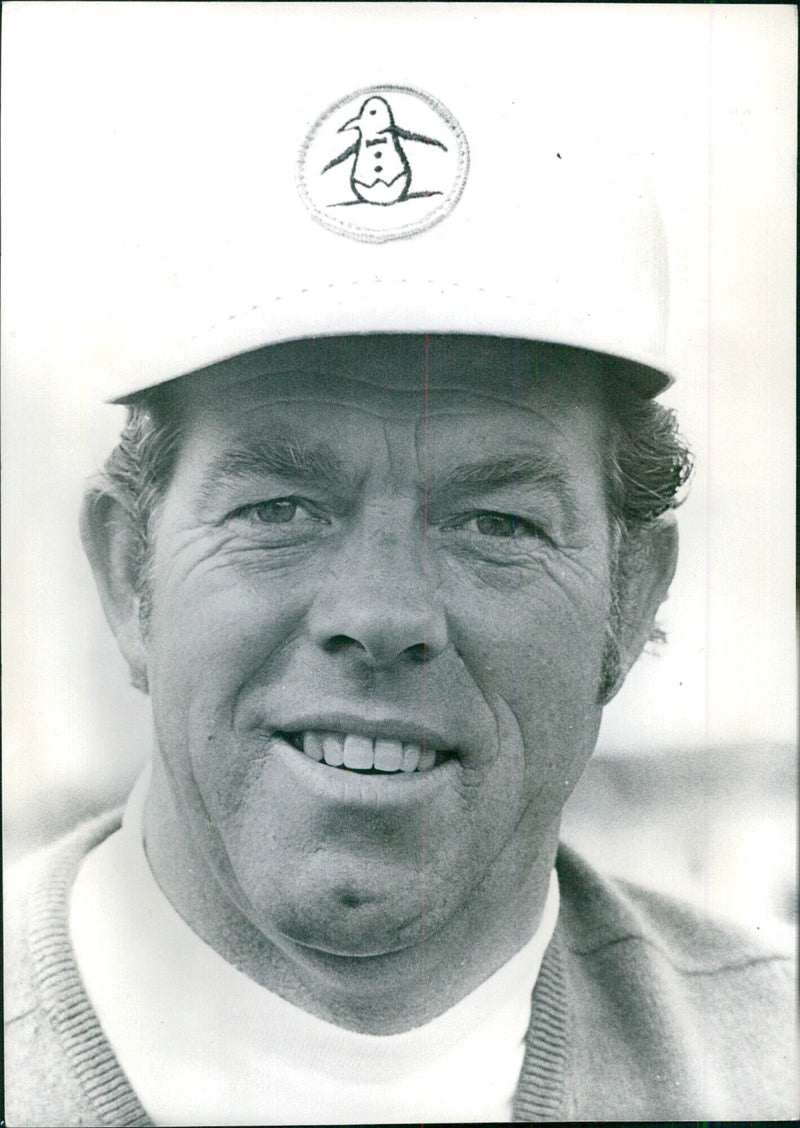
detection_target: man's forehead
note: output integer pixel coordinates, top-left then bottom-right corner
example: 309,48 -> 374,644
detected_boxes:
169,336 -> 609,509
174,334 -> 607,419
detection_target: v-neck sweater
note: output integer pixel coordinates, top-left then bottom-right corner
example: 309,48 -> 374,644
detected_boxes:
5,811 -> 796,1124
68,772 -> 559,1125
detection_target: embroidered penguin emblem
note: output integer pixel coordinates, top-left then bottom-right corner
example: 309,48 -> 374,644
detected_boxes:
298,85 -> 469,242
322,95 -> 447,205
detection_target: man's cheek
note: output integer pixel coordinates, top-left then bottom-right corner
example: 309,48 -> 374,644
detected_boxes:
148,580 -> 286,688
455,597 -> 608,699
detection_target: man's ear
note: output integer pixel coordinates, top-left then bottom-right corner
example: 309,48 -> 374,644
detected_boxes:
601,514 -> 679,703
80,491 -> 150,693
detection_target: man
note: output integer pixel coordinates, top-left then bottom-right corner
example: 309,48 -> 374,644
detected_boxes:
4,6 -> 796,1124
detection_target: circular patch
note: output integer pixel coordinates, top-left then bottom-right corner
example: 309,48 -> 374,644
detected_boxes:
298,85 -> 469,243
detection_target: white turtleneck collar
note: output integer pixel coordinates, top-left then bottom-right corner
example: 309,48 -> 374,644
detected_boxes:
70,764 -> 559,1125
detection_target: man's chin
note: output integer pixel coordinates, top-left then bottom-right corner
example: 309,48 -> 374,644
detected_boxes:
249,883 -> 430,960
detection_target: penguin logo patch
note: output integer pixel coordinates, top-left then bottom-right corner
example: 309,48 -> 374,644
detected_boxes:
298,85 -> 469,243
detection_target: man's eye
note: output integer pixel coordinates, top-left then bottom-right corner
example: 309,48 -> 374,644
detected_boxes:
228,497 -> 322,526
248,498 -> 301,524
455,511 -> 543,539
474,512 -> 524,538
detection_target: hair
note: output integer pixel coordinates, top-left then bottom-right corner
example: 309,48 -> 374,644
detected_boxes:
86,388 -> 184,630
86,361 -> 693,699
598,377 -> 693,699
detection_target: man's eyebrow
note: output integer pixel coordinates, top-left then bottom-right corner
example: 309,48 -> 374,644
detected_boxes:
196,437 -> 346,503
426,454 -> 578,514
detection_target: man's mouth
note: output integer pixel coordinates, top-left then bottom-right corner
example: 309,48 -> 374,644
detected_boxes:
278,731 -> 451,774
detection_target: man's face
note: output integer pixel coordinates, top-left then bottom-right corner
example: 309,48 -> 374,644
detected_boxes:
143,336 -> 614,956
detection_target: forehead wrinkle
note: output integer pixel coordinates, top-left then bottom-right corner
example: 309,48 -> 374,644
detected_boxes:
191,334 -> 605,404
201,364 -> 593,425
219,368 -> 432,401
215,389 -> 429,424
316,379 -> 555,409
382,418 -> 406,485
222,368 -> 560,407
317,376 -> 544,400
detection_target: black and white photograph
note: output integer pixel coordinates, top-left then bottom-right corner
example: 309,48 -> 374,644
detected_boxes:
3,3 -> 797,1123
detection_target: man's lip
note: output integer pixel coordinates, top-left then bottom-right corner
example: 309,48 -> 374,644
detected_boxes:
258,714 -> 457,753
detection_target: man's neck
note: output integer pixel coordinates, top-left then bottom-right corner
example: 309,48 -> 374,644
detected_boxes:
142,757 -> 559,1034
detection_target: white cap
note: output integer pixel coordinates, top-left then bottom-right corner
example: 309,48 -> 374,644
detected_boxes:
17,5 -> 673,401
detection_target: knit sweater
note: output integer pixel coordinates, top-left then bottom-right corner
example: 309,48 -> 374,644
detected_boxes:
4,812 -> 796,1125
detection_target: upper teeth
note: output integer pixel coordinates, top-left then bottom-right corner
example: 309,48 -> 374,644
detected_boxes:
299,732 -> 437,773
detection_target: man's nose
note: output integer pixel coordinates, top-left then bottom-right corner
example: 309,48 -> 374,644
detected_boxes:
307,522 -> 449,668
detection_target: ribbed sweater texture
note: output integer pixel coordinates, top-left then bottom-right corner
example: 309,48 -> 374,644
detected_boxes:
4,812 -> 796,1125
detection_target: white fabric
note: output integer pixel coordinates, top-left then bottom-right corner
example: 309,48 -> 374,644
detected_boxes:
70,766 -> 559,1125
